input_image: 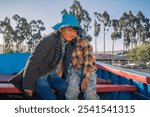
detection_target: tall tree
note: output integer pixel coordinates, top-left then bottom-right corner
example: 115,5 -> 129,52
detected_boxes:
61,0 -> 92,41
111,19 -> 121,55
118,10 -> 150,53
0,17 -> 14,52
136,11 -> 150,45
118,11 -> 137,51
27,19 -> 45,52
119,11 -> 130,51
13,14 -> 45,52
12,15 -> 30,52
93,19 -> 100,54
94,11 -> 111,54
0,15 -> 45,53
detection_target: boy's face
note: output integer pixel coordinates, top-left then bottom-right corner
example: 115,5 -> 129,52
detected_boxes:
59,26 -> 78,41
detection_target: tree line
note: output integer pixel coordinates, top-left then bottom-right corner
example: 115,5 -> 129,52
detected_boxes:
0,15 -> 45,52
0,0 -> 150,59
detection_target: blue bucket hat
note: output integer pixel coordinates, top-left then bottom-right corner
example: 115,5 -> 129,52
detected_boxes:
52,14 -> 83,36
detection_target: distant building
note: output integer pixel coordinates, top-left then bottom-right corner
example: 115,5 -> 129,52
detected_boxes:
94,53 -> 128,65
0,44 -> 3,53
0,44 -> 28,53
94,54 -> 113,61
113,55 -> 128,61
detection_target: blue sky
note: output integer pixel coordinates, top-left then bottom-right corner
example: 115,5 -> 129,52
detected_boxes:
0,0 -> 150,51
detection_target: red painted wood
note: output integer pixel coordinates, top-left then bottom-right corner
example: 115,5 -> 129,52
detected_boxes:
96,84 -> 137,92
97,64 -> 150,84
0,84 -> 137,94
0,83 -> 137,93
0,83 -> 20,93
0,73 -> 137,94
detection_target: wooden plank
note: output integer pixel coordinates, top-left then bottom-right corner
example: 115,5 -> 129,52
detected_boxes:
0,83 -> 137,94
96,84 -> 137,92
0,75 -> 136,94
0,83 -> 20,93
97,64 -> 150,84
0,74 -> 13,83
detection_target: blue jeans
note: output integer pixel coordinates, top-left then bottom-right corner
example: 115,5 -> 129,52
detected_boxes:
65,69 -> 99,100
36,73 -> 68,100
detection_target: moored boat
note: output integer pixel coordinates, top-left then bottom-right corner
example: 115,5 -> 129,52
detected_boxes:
0,53 -> 150,100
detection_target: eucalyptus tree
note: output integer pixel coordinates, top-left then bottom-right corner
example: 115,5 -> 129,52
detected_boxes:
127,11 -> 137,48
118,11 -> 138,51
119,12 -> 130,51
136,11 -> 145,44
0,15 -> 45,53
94,20 -> 100,54
0,17 -> 14,52
27,19 -> 45,52
136,11 -> 150,45
12,15 -> 45,52
12,15 -> 30,52
61,0 -> 92,41
111,19 -> 121,55
94,11 -> 111,54
118,10 -> 150,52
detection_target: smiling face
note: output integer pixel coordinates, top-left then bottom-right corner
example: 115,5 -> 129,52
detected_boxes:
59,26 -> 78,41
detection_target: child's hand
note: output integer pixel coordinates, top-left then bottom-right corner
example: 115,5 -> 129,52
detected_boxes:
24,89 -> 33,97
81,78 -> 89,91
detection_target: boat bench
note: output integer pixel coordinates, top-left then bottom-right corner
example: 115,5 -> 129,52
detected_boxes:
96,84 -> 137,92
96,77 -> 137,92
0,74 -> 20,93
0,83 -> 138,93
0,74 -> 137,94
0,83 -> 20,93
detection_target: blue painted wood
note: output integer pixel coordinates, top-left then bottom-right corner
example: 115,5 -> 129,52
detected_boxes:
120,77 -> 131,85
147,84 -> 150,97
103,71 -> 110,81
133,81 -> 147,96
131,92 -> 150,100
117,92 -> 132,100
96,69 -> 102,78
110,74 -> 119,84
0,53 -> 30,74
98,92 -> 120,100
96,62 -> 150,100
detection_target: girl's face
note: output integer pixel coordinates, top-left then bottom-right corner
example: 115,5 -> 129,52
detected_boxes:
59,26 -> 78,41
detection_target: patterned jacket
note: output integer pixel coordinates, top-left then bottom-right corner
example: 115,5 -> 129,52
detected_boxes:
72,37 -> 97,79
9,32 -> 63,91
57,37 -> 97,79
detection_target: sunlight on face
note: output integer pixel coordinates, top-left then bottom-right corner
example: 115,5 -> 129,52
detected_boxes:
59,26 -> 78,41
